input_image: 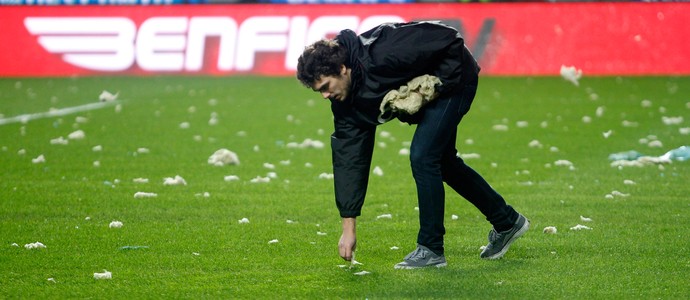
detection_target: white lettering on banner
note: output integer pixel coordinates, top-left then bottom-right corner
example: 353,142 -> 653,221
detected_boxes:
24,15 -> 405,73
236,16 -> 290,71
137,17 -> 188,71
186,17 -> 238,71
24,17 -> 136,71
285,16 -> 310,72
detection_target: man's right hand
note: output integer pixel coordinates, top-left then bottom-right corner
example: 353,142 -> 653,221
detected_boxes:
338,217 -> 357,261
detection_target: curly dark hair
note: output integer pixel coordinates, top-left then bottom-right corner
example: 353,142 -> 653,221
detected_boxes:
296,39 -> 348,88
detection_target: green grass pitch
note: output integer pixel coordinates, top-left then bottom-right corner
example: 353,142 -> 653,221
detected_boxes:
0,75 -> 688,298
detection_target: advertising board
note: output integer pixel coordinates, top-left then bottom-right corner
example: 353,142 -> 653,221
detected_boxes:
0,3 -> 687,76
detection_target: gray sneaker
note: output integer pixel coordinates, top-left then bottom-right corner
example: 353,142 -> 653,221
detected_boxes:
480,214 -> 530,260
394,245 -> 447,269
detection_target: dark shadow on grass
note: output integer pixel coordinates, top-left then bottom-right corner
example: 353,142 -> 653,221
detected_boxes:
336,257 -> 532,299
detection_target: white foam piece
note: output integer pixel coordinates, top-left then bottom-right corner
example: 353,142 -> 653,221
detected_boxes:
492,124 -> 509,131
560,65 -> 582,86
580,216 -> 593,222
133,178 -> 149,183
661,116 -> 683,125
208,149 -> 240,166
32,154 -> 46,164
99,90 -> 119,102
461,153 -> 481,159
68,130 -> 85,140
224,175 -> 240,182
24,241 -> 46,249
372,166 -> 384,176
109,221 -> 123,228
543,226 -> 557,234
93,270 -> 112,280
249,176 -> 270,183
318,173 -> 334,180
603,130 -> 613,138
554,160 -> 573,167
569,224 -> 592,231
133,192 -> 157,198
376,214 -> 392,220
528,140 -> 543,148
163,175 -> 187,186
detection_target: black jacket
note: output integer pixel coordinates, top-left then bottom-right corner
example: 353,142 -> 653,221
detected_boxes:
330,21 -> 480,218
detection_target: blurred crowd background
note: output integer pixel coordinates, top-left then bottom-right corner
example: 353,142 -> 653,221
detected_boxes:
0,0 -> 679,5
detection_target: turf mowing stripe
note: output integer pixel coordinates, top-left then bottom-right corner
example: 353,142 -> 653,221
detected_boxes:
0,100 -> 120,126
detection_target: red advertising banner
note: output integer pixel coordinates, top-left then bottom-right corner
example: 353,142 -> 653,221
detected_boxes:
0,3 -> 688,77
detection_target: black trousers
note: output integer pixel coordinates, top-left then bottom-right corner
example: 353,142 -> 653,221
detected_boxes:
408,80 -> 519,255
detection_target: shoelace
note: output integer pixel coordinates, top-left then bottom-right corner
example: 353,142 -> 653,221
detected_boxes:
488,229 -> 503,243
406,248 -> 428,261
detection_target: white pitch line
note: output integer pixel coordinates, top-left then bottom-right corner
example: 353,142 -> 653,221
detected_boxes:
0,101 -> 120,126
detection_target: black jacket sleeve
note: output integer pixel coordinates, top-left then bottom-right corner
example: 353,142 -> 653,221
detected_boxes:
330,113 -> 376,218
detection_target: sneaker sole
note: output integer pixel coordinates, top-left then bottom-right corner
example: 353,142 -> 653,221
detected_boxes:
483,219 -> 530,260
394,262 -> 447,270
